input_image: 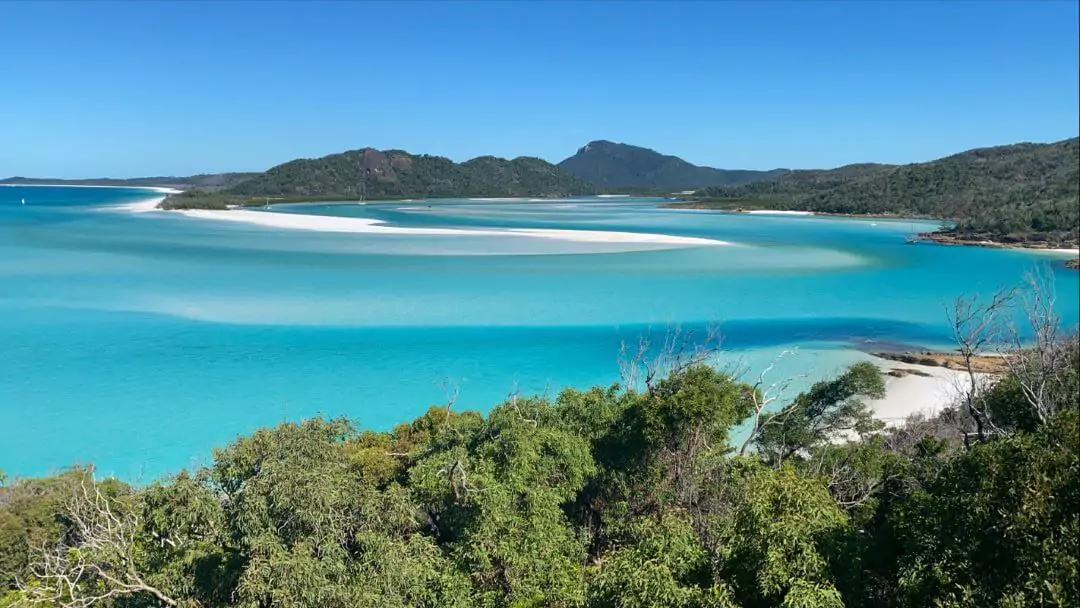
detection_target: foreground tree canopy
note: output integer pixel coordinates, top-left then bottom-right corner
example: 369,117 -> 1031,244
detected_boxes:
2,334 -> 1077,607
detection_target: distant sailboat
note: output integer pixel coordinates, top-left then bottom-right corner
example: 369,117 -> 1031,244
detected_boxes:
905,222 -> 920,244
20,198 -> 25,205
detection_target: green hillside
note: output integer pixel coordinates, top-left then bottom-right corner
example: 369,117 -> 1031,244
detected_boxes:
557,140 -> 785,190
225,148 -> 594,199
681,138 -> 1079,245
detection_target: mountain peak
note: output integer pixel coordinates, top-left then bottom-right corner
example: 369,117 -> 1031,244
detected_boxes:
559,141 -> 782,190
577,140 -> 621,155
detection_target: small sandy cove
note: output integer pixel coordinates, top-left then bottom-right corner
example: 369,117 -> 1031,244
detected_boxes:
867,356 -> 990,426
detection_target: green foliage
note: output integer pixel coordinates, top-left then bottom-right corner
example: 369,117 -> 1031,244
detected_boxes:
0,468 -> 95,588
137,471 -> 237,606
686,137 -> 1080,244
704,459 -> 848,608
5,347 -> 1078,607
0,589 -> 27,608
892,409 -> 1079,607
206,417 -> 470,608
985,373 -> 1042,432
557,140 -> 784,190
588,513 -> 736,608
410,395 -> 595,607
987,335 -> 1079,432
755,362 -> 886,466
226,148 -> 595,199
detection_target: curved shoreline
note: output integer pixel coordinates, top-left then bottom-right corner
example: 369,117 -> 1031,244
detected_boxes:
175,208 -> 732,246
921,232 -> 1079,255
665,203 -> 1079,257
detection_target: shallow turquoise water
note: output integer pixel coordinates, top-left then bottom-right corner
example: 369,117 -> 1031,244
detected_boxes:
1,186 -> 1076,480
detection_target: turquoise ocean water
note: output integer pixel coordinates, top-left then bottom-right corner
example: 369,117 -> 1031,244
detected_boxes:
1,186 -> 1076,480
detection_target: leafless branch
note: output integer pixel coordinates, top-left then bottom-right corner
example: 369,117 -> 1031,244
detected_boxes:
619,324 -> 724,392
738,348 -> 806,456
999,268 -> 1076,425
944,287 -> 1015,443
440,376 -> 460,421
19,476 -> 177,607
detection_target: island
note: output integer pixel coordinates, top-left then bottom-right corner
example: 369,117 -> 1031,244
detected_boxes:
664,137 -> 1079,253
148,138 -> 1078,270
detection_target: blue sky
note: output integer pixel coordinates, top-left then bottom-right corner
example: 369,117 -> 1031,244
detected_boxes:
2,0 -> 1077,177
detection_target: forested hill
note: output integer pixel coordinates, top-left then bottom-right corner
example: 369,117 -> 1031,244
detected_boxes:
0,173 -> 258,191
686,137 -> 1080,244
557,140 -> 786,189
225,148 -> 594,198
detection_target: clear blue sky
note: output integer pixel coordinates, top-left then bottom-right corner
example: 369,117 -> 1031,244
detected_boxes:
2,0 -> 1077,177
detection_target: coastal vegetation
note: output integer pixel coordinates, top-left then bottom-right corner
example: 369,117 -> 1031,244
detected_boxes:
225,149 -> 594,200
556,140 -> 786,190
670,138 -> 1079,248
2,287 -> 1077,608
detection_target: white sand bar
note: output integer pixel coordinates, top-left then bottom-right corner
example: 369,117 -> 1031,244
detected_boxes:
178,208 -> 730,246
745,210 -> 815,216
3,183 -> 182,194
1023,247 -> 1080,255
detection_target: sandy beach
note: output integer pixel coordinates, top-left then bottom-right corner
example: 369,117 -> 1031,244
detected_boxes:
745,210 -> 815,216
114,197 -> 168,212
1027,247 -> 1080,255
177,208 -> 731,246
102,188 -> 182,213
867,356 -> 989,425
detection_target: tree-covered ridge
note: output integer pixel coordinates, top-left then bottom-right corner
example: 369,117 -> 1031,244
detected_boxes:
686,138 -> 1080,244
225,148 -> 596,199
3,318 -> 1077,607
557,140 -> 786,190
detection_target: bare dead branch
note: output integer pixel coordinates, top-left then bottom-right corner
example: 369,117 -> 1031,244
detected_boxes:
944,287 -> 1015,443
737,348 -> 806,456
619,324 -> 725,392
998,268 -> 1076,425
19,476 -> 177,607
